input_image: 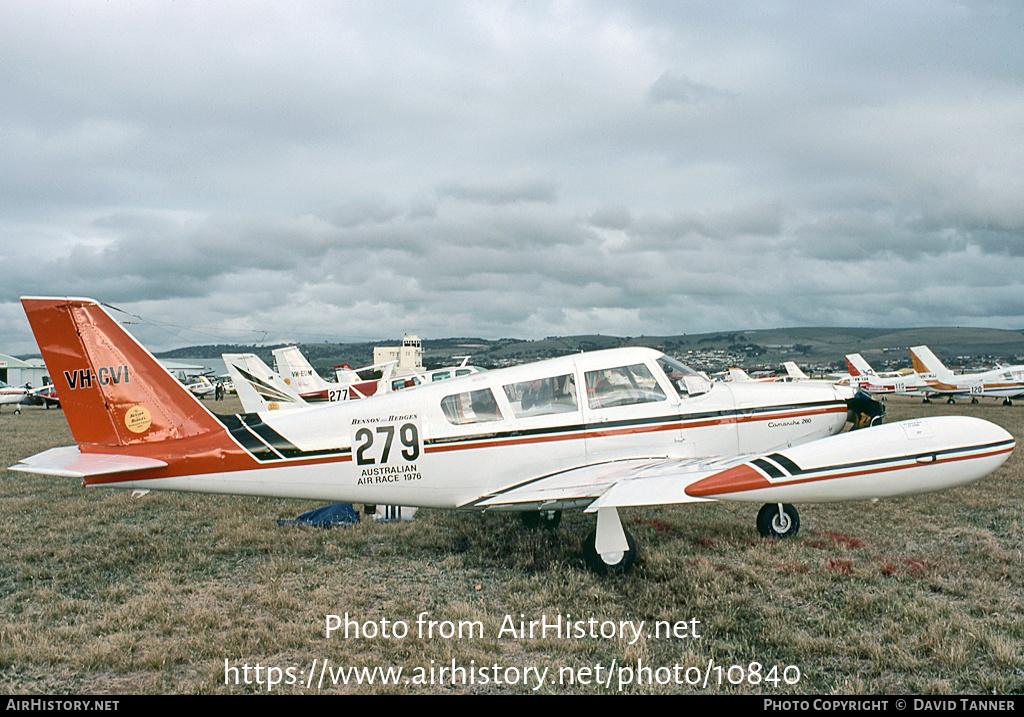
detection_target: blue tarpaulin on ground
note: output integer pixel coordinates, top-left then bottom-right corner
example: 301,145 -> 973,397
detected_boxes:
277,503 -> 360,527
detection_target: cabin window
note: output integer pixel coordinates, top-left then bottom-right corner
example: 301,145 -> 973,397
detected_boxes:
656,355 -> 712,397
441,388 -> 503,425
392,376 -> 421,391
502,374 -> 578,418
431,371 -> 451,381
585,363 -> 666,409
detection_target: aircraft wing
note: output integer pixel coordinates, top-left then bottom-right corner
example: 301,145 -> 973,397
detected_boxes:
466,417 -> 1014,513
463,457 -> 723,511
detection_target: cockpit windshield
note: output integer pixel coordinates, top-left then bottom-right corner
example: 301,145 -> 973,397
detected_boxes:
657,355 -> 713,398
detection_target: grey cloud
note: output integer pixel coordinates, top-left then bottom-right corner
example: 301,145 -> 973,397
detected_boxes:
4,2 -> 1024,355
647,71 -> 732,106
436,181 -> 559,206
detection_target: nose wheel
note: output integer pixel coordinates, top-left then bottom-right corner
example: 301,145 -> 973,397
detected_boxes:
757,503 -> 800,539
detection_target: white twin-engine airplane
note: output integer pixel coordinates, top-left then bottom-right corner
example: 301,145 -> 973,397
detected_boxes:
10,298 -> 1016,575
911,345 -> 1024,406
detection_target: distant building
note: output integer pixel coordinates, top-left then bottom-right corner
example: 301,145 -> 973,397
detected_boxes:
0,354 -> 50,388
373,335 -> 424,376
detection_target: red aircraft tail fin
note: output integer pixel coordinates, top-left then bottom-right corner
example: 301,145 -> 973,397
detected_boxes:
20,297 -> 225,448
845,356 -> 861,376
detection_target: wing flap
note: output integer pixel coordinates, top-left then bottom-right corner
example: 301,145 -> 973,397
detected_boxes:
10,446 -> 167,478
586,457 -> 744,511
467,456 -> 732,510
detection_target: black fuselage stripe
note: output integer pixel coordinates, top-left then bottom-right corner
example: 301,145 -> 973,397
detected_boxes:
216,413 -> 348,462
753,458 -> 786,478
767,453 -> 803,475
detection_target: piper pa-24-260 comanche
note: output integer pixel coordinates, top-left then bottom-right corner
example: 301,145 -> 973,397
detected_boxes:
11,298 -> 1017,574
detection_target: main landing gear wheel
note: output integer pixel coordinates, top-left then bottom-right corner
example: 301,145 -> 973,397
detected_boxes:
582,528 -> 637,575
520,509 -> 562,530
757,503 -> 800,539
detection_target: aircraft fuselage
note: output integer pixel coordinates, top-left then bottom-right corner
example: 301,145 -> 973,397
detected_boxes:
83,348 -> 852,509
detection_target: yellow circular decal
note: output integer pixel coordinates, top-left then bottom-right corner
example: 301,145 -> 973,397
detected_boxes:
125,406 -> 152,434
268,402 -> 281,411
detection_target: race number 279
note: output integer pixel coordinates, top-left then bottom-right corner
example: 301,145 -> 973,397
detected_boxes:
354,423 -> 420,465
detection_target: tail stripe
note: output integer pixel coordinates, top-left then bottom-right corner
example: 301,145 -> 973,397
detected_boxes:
215,413 -> 348,463
218,414 -> 287,461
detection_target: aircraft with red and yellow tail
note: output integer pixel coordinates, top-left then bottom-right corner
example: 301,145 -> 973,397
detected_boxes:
9,298 -> 1016,574
844,353 -> 930,398
911,345 -> 1024,405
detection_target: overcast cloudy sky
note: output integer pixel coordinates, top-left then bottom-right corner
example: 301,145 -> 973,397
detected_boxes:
2,1 -> 1022,354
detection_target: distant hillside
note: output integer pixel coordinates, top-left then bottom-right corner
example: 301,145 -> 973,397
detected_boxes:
153,326 -> 1024,377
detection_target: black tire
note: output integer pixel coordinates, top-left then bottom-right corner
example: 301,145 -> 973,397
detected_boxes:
582,528 -> 637,575
756,503 -> 800,539
520,510 -> 562,530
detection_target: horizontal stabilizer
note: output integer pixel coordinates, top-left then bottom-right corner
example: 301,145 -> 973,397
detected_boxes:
10,446 -> 167,478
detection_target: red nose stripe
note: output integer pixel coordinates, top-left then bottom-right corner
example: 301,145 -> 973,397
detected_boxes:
686,464 -> 771,498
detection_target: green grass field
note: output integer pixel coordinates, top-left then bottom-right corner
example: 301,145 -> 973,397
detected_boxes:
1,395 -> 1021,694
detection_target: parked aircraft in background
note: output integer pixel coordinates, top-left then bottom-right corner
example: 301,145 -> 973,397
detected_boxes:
23,383 -> 61,409
276,345 -> 412,402
224,353 -> 307,412
728,362 -> 808,383
783,362 -> 809,381
1,380 -> 31,413
335,357 -> 485,399
334,360 -> 400,400
726,368 -> 779,382
911,345 -> 1024,405
845,354 -> 904,380
382,359 -> 485,393
180,374 -> 216,399
1,380 -> 62,413
273,345 -> 338,402
12,298 -> 1015,575
234,344 -> 484,407
843,354 -> 929,399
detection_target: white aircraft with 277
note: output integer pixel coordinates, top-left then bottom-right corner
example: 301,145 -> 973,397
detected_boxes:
10,298 -> 1016,575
